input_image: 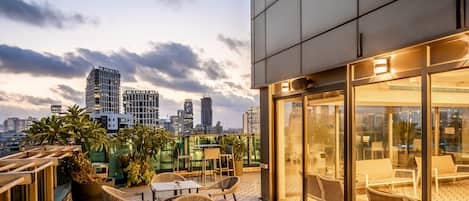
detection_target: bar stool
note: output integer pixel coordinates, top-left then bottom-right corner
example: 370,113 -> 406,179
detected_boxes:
174,154 -> 192,172
219,153 -> 235,176
201,148 -> 221,184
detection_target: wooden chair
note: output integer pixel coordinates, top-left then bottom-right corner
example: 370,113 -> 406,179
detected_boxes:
173,194 -> 214,201
318,176 -> 343,201
200,176 -> 240,201
202,148 -> 222,183
102,185 -> 144,201
306,174 -> 323,200
367,187 -> 420,201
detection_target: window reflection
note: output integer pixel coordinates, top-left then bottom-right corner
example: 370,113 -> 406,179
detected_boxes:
431,68 -> 469,200
355,77 -> 422,200
276,98 -> 303,201
305,91 -> 344,201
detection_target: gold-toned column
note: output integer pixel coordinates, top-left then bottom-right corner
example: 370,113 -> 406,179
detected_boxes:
434,107 -> 440,155
335,105 -> 340,178
28,173 -> 38,201
388,110 -> 394,163
45,167 -> 54,201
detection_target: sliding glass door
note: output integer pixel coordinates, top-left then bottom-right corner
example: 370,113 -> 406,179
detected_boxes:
275,97 -> 303,201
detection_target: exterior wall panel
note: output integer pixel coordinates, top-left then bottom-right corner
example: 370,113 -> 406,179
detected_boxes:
266,0 -> 300,55
302,0 -> 356,39
359,0 -> 394,15
254,60 -> 266,87
253,0 -> 266,17
254,13 -> 266,62
266,45 -> 301,84
359,0 -> 456,58
259,87 -> 270,201
302,21 -> 357,75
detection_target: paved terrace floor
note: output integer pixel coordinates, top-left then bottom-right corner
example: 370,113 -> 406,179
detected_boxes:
124,172 -> 261,201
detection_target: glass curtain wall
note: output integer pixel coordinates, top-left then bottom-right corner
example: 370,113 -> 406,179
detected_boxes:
354,77 -> 422,200
431,68 -> 469,200
304,91 -> 344,200
276,98 -> 303,201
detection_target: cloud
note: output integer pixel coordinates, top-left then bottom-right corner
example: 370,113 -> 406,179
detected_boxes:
50,84 -> 83,104
202,59 -> 227,80
217,34 -> 249,54
0,45 -> 91,78
156,0 -> 193,9
0,0 -> 98,28
0,91 -> 59,106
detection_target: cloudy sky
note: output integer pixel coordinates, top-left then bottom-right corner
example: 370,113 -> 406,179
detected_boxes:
0,0 -> 256,128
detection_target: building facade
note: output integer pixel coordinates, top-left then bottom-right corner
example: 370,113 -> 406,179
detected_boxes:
252,0 -> 469,201
3,117 -> 36,133
242,106 -> 260,134
170,110 -> 185,135
91,112 -> 133,134
183,99 -> 194,135
123,90 -> 159,127
50,104 -> 65,116
85,66 -> 120,114
201,96 -> 212,128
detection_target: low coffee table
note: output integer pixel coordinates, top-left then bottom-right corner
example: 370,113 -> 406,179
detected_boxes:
151,180 -> 202,201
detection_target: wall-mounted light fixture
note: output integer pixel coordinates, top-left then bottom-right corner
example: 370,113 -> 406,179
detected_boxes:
281,81 -> 290,93
373,58 -> 390,75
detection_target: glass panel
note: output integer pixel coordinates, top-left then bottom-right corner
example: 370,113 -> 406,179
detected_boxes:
305,91 -> 344,200
431,68 -> 469,200
276,97 -> 303,201
354,77 -> 422,200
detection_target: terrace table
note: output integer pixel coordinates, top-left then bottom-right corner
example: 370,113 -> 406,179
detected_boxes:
151,180 -> 202,201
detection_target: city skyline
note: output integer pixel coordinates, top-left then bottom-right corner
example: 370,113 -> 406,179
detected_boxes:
0,0 -> 257,128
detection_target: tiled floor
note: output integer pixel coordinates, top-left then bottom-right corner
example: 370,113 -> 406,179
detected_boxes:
124,172 -> 261,201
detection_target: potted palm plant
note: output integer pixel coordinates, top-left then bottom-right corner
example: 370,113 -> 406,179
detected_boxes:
25,105 -> 111,201
113,124 -> 175,187
221,136 -> 247,176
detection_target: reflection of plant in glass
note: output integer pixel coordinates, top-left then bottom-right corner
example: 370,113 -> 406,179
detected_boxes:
394,119 -> 417,155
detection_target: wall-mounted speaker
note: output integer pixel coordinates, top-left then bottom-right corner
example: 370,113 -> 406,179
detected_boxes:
291,77 -> 314,91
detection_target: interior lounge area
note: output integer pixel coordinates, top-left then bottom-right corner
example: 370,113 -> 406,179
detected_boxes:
264,32 -> 469,201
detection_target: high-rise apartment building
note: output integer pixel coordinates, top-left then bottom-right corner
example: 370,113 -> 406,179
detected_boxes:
201,96 -> 212,128
243,106 -> 260,134
170,110 -> 185,135
123,90 -> 159,127
183,99 -> 193,135
3,117 -> 37,133
85,66 -> 120,114
50,104 -> 65,116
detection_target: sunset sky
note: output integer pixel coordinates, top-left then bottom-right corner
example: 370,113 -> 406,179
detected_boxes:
0,0 -> 256,128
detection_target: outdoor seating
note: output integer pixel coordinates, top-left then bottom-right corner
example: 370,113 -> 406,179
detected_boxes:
306,174 -> 323,200
173,194 -> 214,201
201,147 -> 222,183
102,185 -> 144,201
371,141 -> 385,159
366,187 -> 420,201
415,155 -> 469,192
357,158 -> 417,195
152,172 -> 186,183
200,176 -> 240,201
318,176 -> 343,201
218,153 -> 235,176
